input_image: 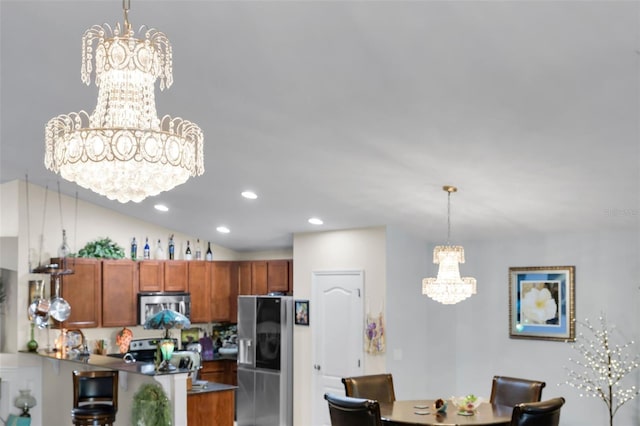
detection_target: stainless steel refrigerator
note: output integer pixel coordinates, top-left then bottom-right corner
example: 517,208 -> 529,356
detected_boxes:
237,295 -> 293,426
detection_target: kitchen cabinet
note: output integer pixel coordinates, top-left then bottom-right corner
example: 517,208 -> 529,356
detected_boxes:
164,260 -> 188,291
187,387 -> 234,426
50,258 -> 102,328
237,261 -> 252,296
138,261 -> 163,292
251,261 -> 268,295
188,261 -> 211,324
199,360 -> 237,386
211,262 -> 232,322
199,360 -> 226,384
138,260 -> 188,292
102,260 -> 137,327
267,260 -> 289,293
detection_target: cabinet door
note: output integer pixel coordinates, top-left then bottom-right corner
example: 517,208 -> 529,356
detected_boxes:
211,262 -> 231,322
237,262 -> 252,296
267,260 -> 289,293
53,258 -> 102,328
251,261 -> 268,295
189,262 -> 211,323
200,361 -> 226,383
138,261 -> 163,292
229,262 -> 239,323
164,261 -> 188,292
102,260 -> 137,327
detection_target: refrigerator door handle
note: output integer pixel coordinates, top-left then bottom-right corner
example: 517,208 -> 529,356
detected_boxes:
238,337 -> 253,365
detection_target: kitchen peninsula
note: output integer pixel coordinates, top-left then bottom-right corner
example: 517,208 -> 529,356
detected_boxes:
24,350 -> 236,426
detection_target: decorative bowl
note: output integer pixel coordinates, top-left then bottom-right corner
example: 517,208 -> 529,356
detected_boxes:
451,395 -> 483,415
433,399 -> 448,413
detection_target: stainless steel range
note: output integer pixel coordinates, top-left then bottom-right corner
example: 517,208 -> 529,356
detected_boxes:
109,338 -> 177,363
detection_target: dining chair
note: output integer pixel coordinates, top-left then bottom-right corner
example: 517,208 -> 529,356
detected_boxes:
324,393 -> 383,426
71,370 -> 118,426
341,373 -> 396,403
490,375 -> 546,407
509,397 -> 565,426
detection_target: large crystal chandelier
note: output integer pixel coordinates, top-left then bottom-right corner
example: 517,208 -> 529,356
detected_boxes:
422,186 -> 477,304
45,0 -> 204,203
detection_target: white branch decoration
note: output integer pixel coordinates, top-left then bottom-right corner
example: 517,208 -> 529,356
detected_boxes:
563,314 -> 639,426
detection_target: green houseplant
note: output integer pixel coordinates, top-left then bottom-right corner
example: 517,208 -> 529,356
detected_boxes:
132,383 -> 172,426
77,237 -> 125,259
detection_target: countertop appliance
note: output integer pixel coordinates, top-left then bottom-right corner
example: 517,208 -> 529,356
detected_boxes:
138,292 -> 191,326
237,295 -> 293,426
108,337 -> 177,363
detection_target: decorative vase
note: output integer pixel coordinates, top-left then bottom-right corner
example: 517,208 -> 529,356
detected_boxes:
26,323 -> 38,352
14,389 -> 37,417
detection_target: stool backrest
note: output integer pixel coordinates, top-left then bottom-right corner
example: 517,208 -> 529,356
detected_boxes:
73,370 -> 118,411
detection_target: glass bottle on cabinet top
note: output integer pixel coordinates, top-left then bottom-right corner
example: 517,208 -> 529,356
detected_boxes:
143,237 -> 150,260
156,239 -> 165,260
131,237 -> 137,260
195,239 -> 202,260
205,241 -> 213,261
168,234 -> 175,260
185,241 -> 192,260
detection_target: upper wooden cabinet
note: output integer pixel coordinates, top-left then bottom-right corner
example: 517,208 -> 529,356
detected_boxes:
211,262 -> 233,322
164,261 -> 188,292
51,257 -> 102,328
138,261 -> 164,292
102,260 -> 138,327
237,262 -> 252,296
251,261 -> 268,295
188,261 -> 211,324
138,260 -> 188,292
267,260 -> 289,293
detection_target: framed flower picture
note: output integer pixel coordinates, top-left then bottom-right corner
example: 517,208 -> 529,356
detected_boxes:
509,266 -> 575,341
295,300 -> 309,326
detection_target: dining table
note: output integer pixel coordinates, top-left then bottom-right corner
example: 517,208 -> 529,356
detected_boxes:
378,399 -> 512,426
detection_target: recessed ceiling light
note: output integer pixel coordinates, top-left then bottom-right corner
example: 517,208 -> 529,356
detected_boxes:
216,226 -> 230,234
154,204 -> 169,212
241,191 -> 258,200
308,217 -> 323,225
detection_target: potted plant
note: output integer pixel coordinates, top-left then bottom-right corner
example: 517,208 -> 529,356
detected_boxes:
132,383 -> 172,426
77,237 -> 125,259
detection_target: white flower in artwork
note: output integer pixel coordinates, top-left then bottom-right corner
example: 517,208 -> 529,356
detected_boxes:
522,286 -> 557,324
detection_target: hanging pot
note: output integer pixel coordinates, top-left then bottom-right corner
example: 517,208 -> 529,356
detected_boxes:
49,275 -> 71,322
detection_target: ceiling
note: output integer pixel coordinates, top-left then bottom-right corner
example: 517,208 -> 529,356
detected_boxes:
1,0 -> 639,252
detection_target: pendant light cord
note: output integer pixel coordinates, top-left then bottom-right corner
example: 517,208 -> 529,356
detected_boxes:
447,190 -> 451,244
57,181 -> 65,232
25,175 -> 32,272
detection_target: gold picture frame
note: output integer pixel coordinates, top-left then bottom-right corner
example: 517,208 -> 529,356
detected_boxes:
509,266 -> 575,342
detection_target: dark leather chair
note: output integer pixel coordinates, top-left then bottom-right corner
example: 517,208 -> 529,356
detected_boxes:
341,374 -> 396,403
71,370 -> 118,426
490,375 -> 546,407
324,393 -> 383,426
510,397 -> 565,426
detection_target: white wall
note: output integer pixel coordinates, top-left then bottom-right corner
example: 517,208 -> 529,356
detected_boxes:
385,227 -> 640,426
292,227 -> 387,426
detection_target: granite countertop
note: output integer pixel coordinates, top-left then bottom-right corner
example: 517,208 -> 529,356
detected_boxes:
22,350 -> 189,376
187,381 -> 237,395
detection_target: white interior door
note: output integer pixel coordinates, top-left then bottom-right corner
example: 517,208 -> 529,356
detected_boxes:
311,270 -> 364,426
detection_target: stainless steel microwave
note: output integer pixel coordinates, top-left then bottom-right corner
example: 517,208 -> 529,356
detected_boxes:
138,292 -> 191,326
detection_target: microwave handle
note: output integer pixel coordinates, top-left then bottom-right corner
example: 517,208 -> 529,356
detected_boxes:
179,300 -> 185,314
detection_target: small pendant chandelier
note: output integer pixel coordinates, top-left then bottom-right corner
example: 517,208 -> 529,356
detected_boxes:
45,0 -> 204,203
422,185 -> 477,304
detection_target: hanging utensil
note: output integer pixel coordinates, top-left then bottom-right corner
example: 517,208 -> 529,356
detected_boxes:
49,275 -> 71,322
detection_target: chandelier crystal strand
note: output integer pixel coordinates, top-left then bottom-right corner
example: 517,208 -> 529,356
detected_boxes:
45,1 -> 203,203
422,186 -> 477,304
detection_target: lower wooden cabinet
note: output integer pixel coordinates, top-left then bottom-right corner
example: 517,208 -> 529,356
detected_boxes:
199,360 -> 237,386
187,388 -> 235,426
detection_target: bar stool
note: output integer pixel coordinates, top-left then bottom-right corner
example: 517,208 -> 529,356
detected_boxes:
71,370 -> 118,426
